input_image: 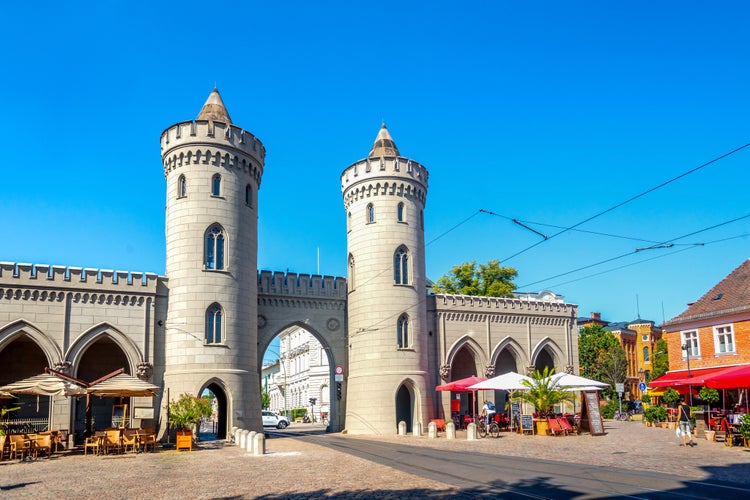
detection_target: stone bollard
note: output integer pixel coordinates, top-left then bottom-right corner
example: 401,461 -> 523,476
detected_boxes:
428,421 -> 437,438
253,433 -> 265,456
466,422 -> 477,440
240,429 -> 249,449
446,421 -> 456,439
234,428 -> 242,445
413,421 -> 422,437
398,421 -> 407,435
230,426 -> 238,442
246,431 -> 257,453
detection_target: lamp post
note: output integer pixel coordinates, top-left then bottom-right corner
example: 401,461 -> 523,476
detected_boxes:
681,343 -> 693,405
265,348 -> 288,419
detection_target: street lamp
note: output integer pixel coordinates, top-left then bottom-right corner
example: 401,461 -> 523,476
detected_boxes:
265,348 -> 288,418
681,343 -> 693,405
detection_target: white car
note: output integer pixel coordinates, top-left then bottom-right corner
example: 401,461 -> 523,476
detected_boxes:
262,410 -> 290,429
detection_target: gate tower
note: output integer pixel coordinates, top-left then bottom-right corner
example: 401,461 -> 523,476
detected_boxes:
160,89 -> 265,434
341,125 -> 433,434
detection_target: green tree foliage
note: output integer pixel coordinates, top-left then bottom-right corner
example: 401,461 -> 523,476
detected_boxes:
517,367 -> 574,417
648,338 -> 669,382
168,393 -> 212,432
578,324 -> 627,400
261,390 -> 271,410
431,260 -> 517,297
662,387 -> 680,407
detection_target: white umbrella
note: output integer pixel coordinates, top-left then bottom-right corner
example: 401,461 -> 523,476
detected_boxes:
550,373 -> 609,389
0,373 -> 87,397
86,373 -> 159,397
468,371 -> 533,391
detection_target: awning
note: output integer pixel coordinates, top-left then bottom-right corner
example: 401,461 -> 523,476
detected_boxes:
705,364 -> 750,390
649,367 -> 729,388
436,376 -> 486,392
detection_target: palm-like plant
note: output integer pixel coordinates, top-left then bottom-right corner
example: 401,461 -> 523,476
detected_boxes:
518,367 -> 574,418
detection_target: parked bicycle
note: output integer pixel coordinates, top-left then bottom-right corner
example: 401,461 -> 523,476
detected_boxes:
613,409 -> 632,421
477,415 -> 500,438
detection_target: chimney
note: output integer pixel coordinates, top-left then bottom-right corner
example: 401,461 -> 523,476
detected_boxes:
590,312 -> 601,321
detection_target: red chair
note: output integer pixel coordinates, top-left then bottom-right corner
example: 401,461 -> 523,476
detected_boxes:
547,417 -> 566,436
557,417 -> 574,435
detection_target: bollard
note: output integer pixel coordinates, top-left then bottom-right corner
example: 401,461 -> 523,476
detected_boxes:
428,421 -> 437,438
398,421 -> 406,435
234,428 -> 242,445
253,433 -> 265,456
413,421 -> 422,437
467,422 -> 477,440
231,426 -> 238,443
240,429 -> 249,448
246,431 -> 257,453
446,421 -> 456,439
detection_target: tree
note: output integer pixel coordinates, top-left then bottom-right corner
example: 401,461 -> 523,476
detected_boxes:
431,260 -> 517,297
648,338 -> 669,382
517,366 -> 574,417
261,390 -> 271,410
578,324 -> 627,400
599,343 -> 628,400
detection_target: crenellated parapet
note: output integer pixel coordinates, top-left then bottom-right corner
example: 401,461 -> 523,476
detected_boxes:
341,156 -> 428,210
433,293 -> 577,316
257,270 -> 347,299
160,119 -> 265,184
0,262 -> 161,293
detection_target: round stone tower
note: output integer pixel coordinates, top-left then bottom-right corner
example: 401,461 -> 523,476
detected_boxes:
341,125 -> 433,435
160,89 -> 265,434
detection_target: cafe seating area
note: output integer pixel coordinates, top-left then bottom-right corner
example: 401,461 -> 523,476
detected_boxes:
0,429 -> 68,461
83,428 -> 158,456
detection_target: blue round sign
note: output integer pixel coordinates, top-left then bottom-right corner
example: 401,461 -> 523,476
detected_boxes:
639,382 -> 647,391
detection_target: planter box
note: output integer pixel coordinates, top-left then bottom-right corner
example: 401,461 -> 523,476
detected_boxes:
704,430 -> 715,441
175,431 -> 192,452
535,420 -> 549,436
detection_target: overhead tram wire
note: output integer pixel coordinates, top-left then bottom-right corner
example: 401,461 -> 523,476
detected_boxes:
517,213 -> 750,290
494,141 -> 750,263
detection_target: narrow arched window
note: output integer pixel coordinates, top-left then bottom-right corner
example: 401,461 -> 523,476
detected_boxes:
206,303 -> 223,344
205,225 -> 225,270
348,254 -> 355,291
366,203 -> 375,224
178,175 -> 187,198
347,211 -> 352,232
394,246 -> 409,285
245,184 -> 253,207
397,202 -> 405,222
397,314 -> 409,349
643,346 -> 650,362
211,174 -> 221,196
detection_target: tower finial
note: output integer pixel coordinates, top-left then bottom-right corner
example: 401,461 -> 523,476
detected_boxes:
197,88 -> 232,124
368,123 -> 399,158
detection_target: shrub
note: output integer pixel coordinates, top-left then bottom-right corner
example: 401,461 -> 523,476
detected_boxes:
600,400 -> 617,419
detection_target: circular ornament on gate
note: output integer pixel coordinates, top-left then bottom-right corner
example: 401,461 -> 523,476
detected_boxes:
257,315 -> 267,328
326,318 -> 340,331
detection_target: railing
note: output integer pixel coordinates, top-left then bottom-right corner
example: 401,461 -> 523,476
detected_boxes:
1,418 -> 49,433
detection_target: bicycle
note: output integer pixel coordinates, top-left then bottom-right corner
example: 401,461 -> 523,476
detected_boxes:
477,415 -> 500,438
613,410 -> 632,421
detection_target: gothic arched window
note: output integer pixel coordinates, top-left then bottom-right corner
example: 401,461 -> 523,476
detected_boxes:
205,224 -> 225,270
211,174 -> 221,196
366,203 -> 375,224
394,246 -> 409,285
397,202 -> 405,222
206,303 -> 223,344
643,346 -> 650,362
178,175 -> 187,198
348,254 -> 355,291
397,314 -> 409,349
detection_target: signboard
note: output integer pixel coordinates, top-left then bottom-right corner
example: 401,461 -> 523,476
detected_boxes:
583,391 -> 605,436
615,383 -> 624,394
521,414 -> 534,434
639,382 -> 647,391
511,402 -> 521,429
334,374 -> 343,382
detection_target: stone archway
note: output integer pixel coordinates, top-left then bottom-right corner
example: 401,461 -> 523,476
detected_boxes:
0,330 -> 53,423
201,380 -> 229,440
395,383 -> 413,433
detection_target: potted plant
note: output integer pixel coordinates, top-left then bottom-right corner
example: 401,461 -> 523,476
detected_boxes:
518,367 -> 573,435
738,413 -> 750,448
168,393 -> 212,451
0,407 -> 19,457
699,386 -> 719,430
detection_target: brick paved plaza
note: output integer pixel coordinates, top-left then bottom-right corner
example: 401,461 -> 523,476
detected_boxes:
1,420 -> 749,499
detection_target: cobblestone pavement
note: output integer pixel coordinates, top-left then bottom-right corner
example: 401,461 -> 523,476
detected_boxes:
1,420 -> 748,499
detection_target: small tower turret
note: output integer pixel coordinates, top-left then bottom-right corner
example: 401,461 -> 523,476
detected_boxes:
341,124 -> 432,434
160,89 -> 265,436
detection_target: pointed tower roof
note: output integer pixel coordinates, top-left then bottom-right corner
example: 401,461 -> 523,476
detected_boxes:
197,88 -> 232,124
368,123 -> 400,158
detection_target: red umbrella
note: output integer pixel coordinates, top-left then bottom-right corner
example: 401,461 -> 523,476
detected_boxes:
436,375 -> 487,392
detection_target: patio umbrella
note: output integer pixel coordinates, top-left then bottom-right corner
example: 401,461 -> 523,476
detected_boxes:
0,390 -> 15,399
467,371 -> 532,391
550,373 -> 609,389
0,372 -> 87,397
435,375 -> 486,392
86,373 -> 159,397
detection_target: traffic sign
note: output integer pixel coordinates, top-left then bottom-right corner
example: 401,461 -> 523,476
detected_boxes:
335,365 -> 344,375
639,382 -> 647,391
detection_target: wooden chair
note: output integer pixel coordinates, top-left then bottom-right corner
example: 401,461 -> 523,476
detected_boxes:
9,435 -> 31,460
121,429 -> 139,453
138,431 -> 157,452
33,434 -> 52,458
558,417 -> 574,435
103,429 -> 122,455
85,432 -> 104,455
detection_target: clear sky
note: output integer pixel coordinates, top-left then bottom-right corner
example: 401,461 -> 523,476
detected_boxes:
1,2 -> 748,343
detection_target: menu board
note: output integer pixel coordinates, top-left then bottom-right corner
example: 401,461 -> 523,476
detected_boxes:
521,414 -> 534,433
583,391 -> 605,436
511,402 -> 521,429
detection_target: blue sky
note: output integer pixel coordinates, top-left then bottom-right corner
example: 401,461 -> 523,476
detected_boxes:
1,1 -> 748,347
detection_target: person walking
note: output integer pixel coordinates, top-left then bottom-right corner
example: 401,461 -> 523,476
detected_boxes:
678,396 -> 695,447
